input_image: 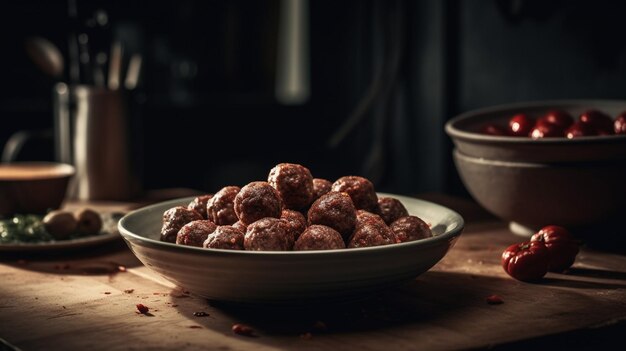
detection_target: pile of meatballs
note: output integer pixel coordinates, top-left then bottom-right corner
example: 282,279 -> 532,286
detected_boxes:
160,163 -> 432,251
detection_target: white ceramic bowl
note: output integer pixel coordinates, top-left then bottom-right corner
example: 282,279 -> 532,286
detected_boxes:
118,194 -> 464,304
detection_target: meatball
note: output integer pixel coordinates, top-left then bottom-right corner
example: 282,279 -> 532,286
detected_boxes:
307,191 -> 356,241
355,209 -> 386,227
281,209 -> 307,240
348,220 -> 398,248
232,220 -> 247,233
377,197 -> 409,225
331,176 -> 378,211
312,178 -> 332,202
268,163 -> 314,210
244,218 -> 293,251
390,216 -> 432,243
206,186 -> 241,225
161,206 -> 203,243
176,220 -> 217,247
187,194 -> 213,219
294,225 -> 345,251
234,181 -> 283,225
203,226 -> 244,250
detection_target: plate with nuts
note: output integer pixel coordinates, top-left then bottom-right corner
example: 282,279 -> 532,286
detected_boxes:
0,209 -> 123,252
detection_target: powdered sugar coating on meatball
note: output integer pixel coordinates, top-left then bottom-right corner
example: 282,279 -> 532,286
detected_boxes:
377,197 -> 409,225
312,178 -> 332,202
281,209 -> 307,240
348,220 -> 398,248
207,186 -> 240,225
294,225 -> 345,251
244,218 -> 294,251
176,220 -> 217,247
234,181 -> 283,225
161,206 -> 203,243
268,163 -> 314,210
187,194 -> 213,219
307,191 -> 356,242
203,226 -> 244,250
390,216 -> 432,243
331,176 -> 378,212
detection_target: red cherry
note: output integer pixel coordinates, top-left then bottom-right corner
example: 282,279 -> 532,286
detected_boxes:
579,110 -> 614,135
540,110 -> 574,130
480,124 -> 508,136
508,113 -> 535,137
614,113 -> 626,135
530,119 -> 565,138
565,121 -> 597,138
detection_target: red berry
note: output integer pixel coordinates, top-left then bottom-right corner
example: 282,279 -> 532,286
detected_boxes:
530,119 -> 564,138
480,124 -> 508,136
565,121 -> 597,138
232,323 -> 255,336
615,113 -> 626,135
136,304 -> 150,314
540,110 -> 574,130
486,294 -> 504,305
508,113 -> 535,137
579,110 -> 614,135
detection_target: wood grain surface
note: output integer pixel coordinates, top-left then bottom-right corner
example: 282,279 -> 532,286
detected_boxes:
1,196 -> 625,350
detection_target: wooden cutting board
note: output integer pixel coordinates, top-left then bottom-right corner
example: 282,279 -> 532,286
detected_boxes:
1,198 -> 625,350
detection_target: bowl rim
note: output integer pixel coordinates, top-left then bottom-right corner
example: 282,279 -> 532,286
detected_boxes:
451,148 -> 622,168
0,162 -> 75,181
118,193 -> 465,257
444,99 -> 626,144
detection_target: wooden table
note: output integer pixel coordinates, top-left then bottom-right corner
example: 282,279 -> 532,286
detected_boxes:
1,195 -> 625,350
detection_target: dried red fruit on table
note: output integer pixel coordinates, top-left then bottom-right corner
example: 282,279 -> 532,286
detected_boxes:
232,323 -> 255,336
501,241 -> 549,282
136,304 -> 150,314
486,294 -> 504,305
531,225 -> 579,272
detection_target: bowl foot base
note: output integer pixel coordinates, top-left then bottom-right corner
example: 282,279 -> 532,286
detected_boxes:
509,222 -> 538,237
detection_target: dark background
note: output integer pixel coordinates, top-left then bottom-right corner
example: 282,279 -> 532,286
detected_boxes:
2,0 -> 626,197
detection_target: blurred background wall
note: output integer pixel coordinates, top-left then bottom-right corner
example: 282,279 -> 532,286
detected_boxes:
2,0 -> 626,197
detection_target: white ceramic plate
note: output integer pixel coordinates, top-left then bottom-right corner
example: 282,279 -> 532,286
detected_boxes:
118,193 -> 464,304
0,213 -> 122,252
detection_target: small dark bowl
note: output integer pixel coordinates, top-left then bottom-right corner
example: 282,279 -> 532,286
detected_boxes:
0,162 -> 75,217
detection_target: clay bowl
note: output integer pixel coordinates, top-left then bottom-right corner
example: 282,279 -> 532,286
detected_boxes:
118,194 -> 464,304
0,162 -> 75,217
445,100 -> 626,236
